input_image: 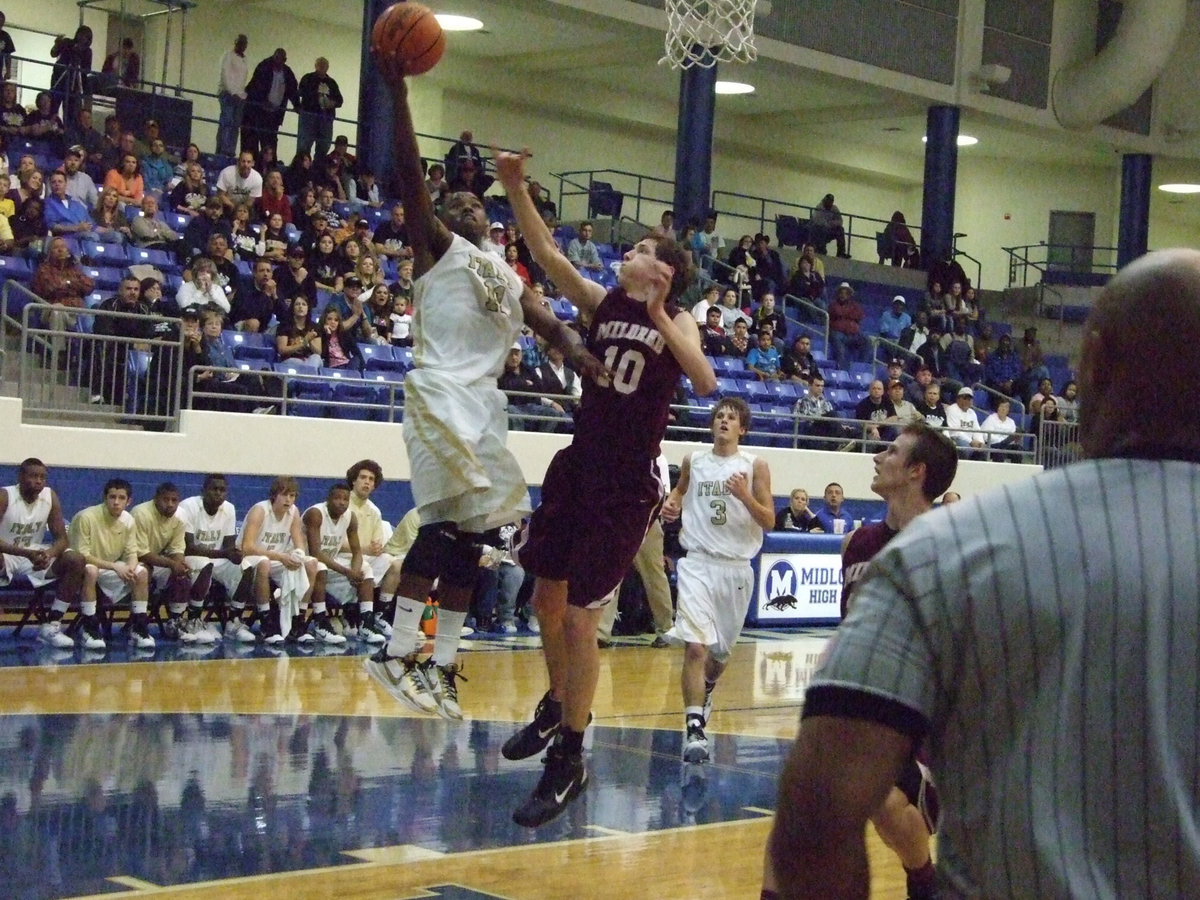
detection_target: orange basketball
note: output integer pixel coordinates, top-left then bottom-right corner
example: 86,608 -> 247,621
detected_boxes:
371,2 -> 445,80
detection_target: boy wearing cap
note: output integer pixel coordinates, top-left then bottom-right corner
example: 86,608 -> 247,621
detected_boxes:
482,221 -> 506,257
944,386 -> 985,457
63,145 -> 99,208
879,295 -> 912,343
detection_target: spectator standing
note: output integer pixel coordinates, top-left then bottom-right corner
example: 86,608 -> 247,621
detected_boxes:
241,48 -> 298,161
296,57 -> 342,161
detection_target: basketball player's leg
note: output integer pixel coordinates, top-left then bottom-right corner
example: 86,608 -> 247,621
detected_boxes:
873,760 -> 938,899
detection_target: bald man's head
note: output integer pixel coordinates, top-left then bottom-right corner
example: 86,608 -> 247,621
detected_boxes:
1079,248 -> 1200,459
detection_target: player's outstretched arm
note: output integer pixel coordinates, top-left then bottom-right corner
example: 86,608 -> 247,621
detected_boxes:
518,285 -> 610,386
387,77 -> 451,278
653,308 -> 717,397
494,148 -> 606,315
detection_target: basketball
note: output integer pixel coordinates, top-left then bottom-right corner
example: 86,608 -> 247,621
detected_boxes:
371,2 -> 445,81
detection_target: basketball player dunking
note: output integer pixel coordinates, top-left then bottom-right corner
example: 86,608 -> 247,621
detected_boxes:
761,423 -> 958,900
494,148 -> 717,828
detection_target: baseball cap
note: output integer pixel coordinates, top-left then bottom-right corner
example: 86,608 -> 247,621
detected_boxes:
490,221 -> 504,232
892,295 -> 906,305
837,281 -> 852,291
355,218 -> 370,228
888,357 -> 904,367
288,244 -> 306,257
343,275 -> 363,289
65,145 -> 85,158
957,386 -> 974,398
510,341 -> 523,352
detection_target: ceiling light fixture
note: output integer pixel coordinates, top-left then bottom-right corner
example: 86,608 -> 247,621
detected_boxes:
435,14 -> 484,31
1158,183 -> 1200,194
715,81 -> 755,95
922,135 -> 979,147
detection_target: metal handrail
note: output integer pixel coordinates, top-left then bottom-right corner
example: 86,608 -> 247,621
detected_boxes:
551,168 -> 676,226
868,335 -> 921,377
779,293 -> 829,354
1002,242 -> 1120,288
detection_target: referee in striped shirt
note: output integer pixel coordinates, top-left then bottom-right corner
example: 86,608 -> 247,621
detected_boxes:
769,247 -> 1200,899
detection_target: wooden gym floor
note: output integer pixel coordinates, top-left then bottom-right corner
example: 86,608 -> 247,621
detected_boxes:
0,628 -> 914,899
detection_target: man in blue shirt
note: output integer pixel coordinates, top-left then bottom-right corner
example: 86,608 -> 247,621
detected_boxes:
878,295 -> 912,343
44,170 -> 93,236
745,328 -> 782,380
814,482 -> 855,534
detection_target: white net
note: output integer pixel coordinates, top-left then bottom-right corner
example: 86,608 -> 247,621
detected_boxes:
660,0 -> 758,70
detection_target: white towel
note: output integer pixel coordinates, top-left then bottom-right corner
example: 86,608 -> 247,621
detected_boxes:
275,551 -> 310,633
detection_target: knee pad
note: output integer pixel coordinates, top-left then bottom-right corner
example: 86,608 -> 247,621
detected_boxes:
401,523 -> 456,581
439,531 -> 484,590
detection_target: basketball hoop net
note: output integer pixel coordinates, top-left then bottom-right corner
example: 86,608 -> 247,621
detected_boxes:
660,0 -> 758,70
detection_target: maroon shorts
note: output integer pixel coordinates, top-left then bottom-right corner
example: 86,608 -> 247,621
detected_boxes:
516,446 -> 663,608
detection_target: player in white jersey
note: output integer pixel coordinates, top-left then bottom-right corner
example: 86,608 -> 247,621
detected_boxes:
298,483 -> 355,646
364,72 -> 605,721
240,476 -> 317,645
660,398 -> 775,763
769,249 -> 1200,899
343,460 -> 400,643
177,474 -> 252,643
0,458 -> 85,649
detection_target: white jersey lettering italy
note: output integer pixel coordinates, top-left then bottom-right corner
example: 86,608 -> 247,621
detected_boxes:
248,500 -> 296,553
680,450 -> 764,561
175,497 -> 236,551
304,503 -> 352,557
1,485 -> 51,550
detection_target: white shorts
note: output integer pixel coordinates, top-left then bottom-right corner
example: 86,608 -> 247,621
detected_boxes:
96,564 -> 146,603
665,553 -> 754,661
403,371 -> 532,533
184,556 -> 243,596
0,551 -> 56,588
363,553 -> 397,585
241,555 -> 309,579
320,554 -> 375,605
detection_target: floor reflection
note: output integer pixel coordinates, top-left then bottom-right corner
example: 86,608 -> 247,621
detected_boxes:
0,713 -> 784,898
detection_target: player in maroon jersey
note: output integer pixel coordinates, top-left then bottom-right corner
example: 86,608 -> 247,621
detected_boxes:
495,148 -> 717,828
761,422 -> 958,900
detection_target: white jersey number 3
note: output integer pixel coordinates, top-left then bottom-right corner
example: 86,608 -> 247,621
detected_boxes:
602,346 -> 645,395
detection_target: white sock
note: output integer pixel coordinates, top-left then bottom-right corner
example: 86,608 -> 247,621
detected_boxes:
432,608 -> 466,667
386,595 -> 425,658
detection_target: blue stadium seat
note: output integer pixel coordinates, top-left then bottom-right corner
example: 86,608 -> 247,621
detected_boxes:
764,380 -> 799,402
273,361 -> 329,417
824,369 -> 852,389
84,245 -> 131,272
0,255 -> 33,281
224,330 -> 276,362
361,343 -> 404,372
714,376 -> 746,398
321,367 -> 383,421
743,381 -> 770,402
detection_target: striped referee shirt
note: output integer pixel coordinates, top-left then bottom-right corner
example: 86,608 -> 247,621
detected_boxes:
805,458 -> 1200,899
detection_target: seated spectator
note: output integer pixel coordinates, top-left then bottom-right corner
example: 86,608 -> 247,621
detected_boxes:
973,321 -> 996,365
814,483 -> 854,534
505,242 -> 531,285
916,323 -> 950,379
1056,380 -> 1079,423
312,154 -> 347,202
853,379 -> 895,447
363,282 -> 393,343
677,224 -> 699,266
177,258 -> 230,315
984,332 -> 1021,397
140,138 -> 174,196
184,233 -> 241,307
8,166 -> 44,206
372,202 -> 410,260
809,193 -> 848,258
44,169 -> 92,237
749,233 -> 784,300
308,232 -> 344,293
31,235 -> 94,311
91,275 -> 151,405
913,381 -> 947,428
62,145 -> 98,209
796,374 -> 846,447
775,488 -> 821,532
944,386 -> 985,457
257,144 -> 284,179
170,142 -> 202,185
899,309 -> 931,354
1028,377 -> 1057,416
927,253 -> 968,298
566,221 -> 604,272
355,252 -> 386,302
745,329 -> 782,381
448,156 -> 491,199
881,210 -> 919,267
180,197 -> 231,261
130,194 -> 179,250
313,186 -> 345,229
274,244 -> 318,307
231,258 -> 278,333
22,91 -> 64,155
103,153 -> 144,206
718,285 -> 751,330
425,162 -> 449,209
536,344 -> 582,415
942,319 -> 982,383
921,279 -> 945,330
188,309 -> 266,414
169,162 -> 209,218
215,151 -> 263,211
957,284 -> 981,330
259,212 -> 288,262
904,363 -> 934,406
387,287 -> 414,348
318,306 -> 362,370
283,152 -> 313,196
651,210 -> 675,240
10,196 -> 45,250
700,306 -> 726,356
392,258 -> 414,308
499,343 -> 568,432
787,255 -> 826,323
723,318 -> 751,358
691,283 -> 721,325
528,178 -> 557,225
828,281 -> 868,370
227,202 -> 258,262
275,295 -> 322,365
980,397 -> 1023,460
886,378 -> 921,428
0,192 -> 13,252
751,292 -> 787,340
780,333 -> 821,384
0,81 -> 24,141
254,169 -> 292,225
351,168 -> 381,210
482,221 -> 506,257
727,234 -> 754,293
878,295 -> 911,344
90,186 -> 131,244
102,38 -> 140,88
